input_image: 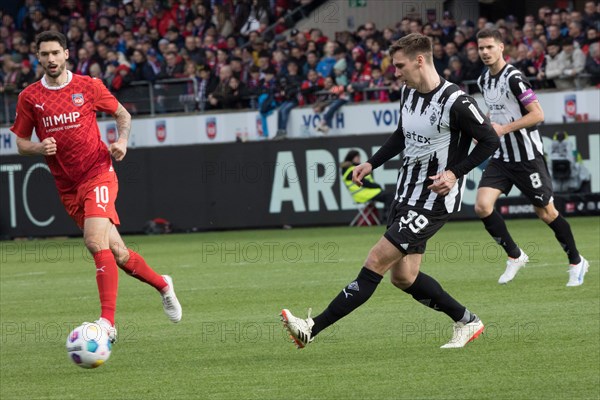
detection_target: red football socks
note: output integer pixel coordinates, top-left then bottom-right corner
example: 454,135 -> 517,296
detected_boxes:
93,249 -> 118,326
120,250 -> 168,292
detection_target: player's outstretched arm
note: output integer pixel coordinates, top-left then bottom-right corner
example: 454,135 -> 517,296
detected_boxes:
16,136 -> 56,156
109,103 -> 131,161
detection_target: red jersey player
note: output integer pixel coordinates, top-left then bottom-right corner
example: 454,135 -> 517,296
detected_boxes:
10,31 -> 182,342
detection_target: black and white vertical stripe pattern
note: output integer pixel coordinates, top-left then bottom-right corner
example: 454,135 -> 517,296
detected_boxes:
395,81 -> 465,213
477,64 -> 544,163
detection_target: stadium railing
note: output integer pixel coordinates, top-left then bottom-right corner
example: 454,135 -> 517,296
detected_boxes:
1,74 -> 595,125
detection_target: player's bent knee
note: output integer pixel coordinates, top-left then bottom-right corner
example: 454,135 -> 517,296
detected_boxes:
110,245 -> 130,266
83,237 -> 104,254
535,205 -> 559,223
390,273 -> 414,290
364,251 -> 390,275
474,201 -> 493,218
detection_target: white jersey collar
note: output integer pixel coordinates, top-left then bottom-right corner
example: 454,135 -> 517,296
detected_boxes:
41,70 -> 73,90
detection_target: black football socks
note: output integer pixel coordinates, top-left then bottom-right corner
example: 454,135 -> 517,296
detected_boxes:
311,267 -> 383,338
481,210 -> 521,258
403,271 -> 469,323
548,215 -> 581,264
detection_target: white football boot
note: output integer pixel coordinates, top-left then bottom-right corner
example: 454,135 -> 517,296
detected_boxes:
498,249 -> 529,284
94,317 -> 117,343
566,256 -> 589,287
161,275 -> 182,323
440,316 -> 484,349
281,308 -> 314,349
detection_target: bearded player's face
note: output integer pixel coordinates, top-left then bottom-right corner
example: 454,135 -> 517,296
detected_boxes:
37,41 -> 69,79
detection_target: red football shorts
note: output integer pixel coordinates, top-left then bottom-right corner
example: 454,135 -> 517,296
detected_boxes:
60,170 -> 121,229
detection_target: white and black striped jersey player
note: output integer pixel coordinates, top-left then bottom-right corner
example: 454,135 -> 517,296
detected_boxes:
477,63 -> 555,205
367,79 -> 499,254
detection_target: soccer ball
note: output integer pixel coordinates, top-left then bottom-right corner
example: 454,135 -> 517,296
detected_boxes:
66,322 -> 112,369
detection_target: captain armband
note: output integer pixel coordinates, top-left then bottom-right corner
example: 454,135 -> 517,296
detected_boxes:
517,89 -> 537,107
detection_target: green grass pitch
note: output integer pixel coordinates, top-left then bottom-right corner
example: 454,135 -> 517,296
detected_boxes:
1,217 -> 598,399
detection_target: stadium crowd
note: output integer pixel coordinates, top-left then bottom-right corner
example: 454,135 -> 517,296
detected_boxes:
1,0 -> 599,131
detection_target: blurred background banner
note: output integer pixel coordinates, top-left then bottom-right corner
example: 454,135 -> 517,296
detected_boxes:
1,122 -> 597,239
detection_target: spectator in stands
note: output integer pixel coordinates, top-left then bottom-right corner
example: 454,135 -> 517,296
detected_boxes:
444,41 -> 459,60
313,76 -> 344,135
453,30 -> 467,57
522,23 -> 537,49
150,5 -> 175,37
275,74 -> 302,137
89,62 -> 102,80
272,49 -> 288,75
316,41 -> 337,78
285,59 -> 302,81
110,64 -> 133,93
332,57 -> 348,86
257,66 -> 280,137
535,23 -> 546,38
368,66 -> 389,102
568,21 -> 587,47
445,55 -> 464,87
441,11 -> 457,44
513,43 -> 538,78
215,49 -> 230,77
306,40 -> 319,55
463,44 -> 484,92
230,56 -> 247,82
303,51 -> 319,76
183,35 -> 206,66
207,65 -> 234,110
18,59 -> 36,89
287,45 -> 306,72
584,42 -> 600,86
538,6 -> 552,26
219,75 -> 249,110
158,52 -> 184,79
368,39 -> 386,69
582,26 -> 598,54
461,20 -> 477,43
433,42 -> 449,75
583,0 -> 600,30
347,47 -> 371,101
240,0 -> 270,38
1,54 -> 22,94
309,28 -> 328,49
131,49 -> 157,82
547,24 -> 563,42
538,39 -> 561,88
551,39 -> 587,89
315,76 -> 349,134
301,68 -> 325,105
246,65 -> 262,108
146,48 -> 163,77
381,27 -> 397,47
196,63 -> 219,111
291,29 -> 307,50
528,40 -> 546,75
212,4 -> 234,38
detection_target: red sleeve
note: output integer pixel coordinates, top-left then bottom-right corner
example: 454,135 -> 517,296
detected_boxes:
10,92 -> 35,138
91,78 -> 119,114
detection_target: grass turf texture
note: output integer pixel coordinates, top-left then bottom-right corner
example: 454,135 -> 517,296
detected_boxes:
1,217 -> 598,399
